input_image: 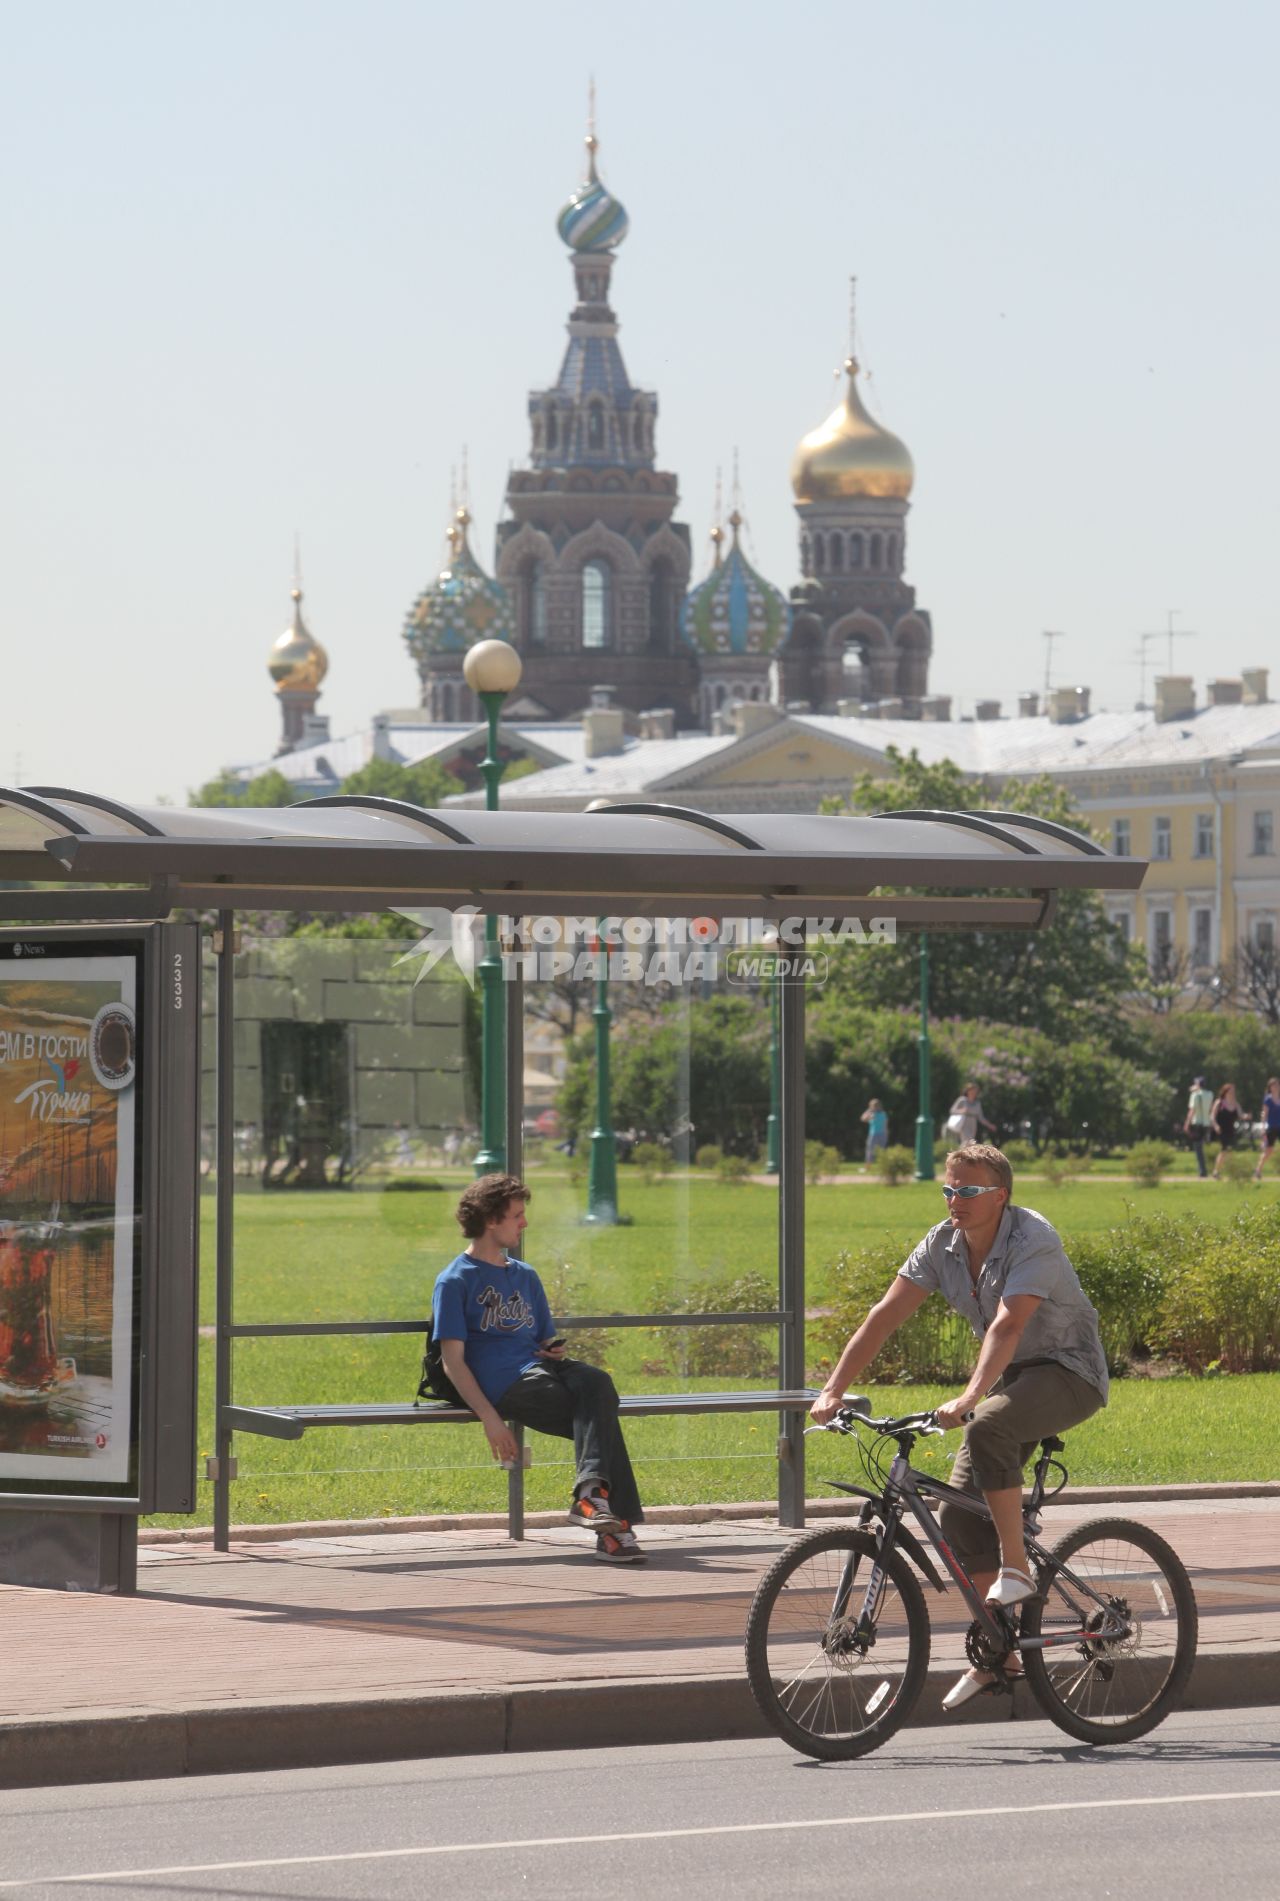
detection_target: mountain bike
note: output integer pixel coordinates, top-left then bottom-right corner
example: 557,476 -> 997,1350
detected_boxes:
745,1401 -> 1197,1760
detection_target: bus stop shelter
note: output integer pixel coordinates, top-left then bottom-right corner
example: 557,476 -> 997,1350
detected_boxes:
0,791 -> 1145,1577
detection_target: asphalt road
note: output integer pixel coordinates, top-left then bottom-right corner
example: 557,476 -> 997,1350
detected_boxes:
0,1707 -> 1277,1899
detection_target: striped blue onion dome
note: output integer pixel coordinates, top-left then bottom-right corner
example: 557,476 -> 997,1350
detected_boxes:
681,517 -> 790,656
403,511 -> 515,660
556,138 -> 629,252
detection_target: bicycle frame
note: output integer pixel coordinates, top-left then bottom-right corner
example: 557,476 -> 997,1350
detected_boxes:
829,1426 -> 1132,1662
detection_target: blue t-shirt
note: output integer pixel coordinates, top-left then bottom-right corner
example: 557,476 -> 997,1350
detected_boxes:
431,1252 -> 555,1407
867,1110 -> 888,1141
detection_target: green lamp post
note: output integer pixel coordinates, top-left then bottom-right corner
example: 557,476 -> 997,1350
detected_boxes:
463,637 -> 523,1177
584,924 -> 619,1224
914,930 -> 935,1181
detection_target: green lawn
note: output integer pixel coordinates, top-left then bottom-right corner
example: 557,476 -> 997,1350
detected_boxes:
152,1167 -> 1280,1529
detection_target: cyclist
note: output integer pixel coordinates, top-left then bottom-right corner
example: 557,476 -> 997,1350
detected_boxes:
810,1141 -> 1108,1708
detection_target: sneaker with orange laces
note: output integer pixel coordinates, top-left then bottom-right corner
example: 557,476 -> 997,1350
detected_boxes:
568,1487 -> 622,1533
595,1527 -> 646,1563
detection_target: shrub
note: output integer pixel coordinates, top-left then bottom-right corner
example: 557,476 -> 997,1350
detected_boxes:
1125,1140 -> 1177,1187
695,1144 -> 723,1172
542,1262 -> 614,1370
805,1140 -> 843,1184
875,1145 -> 916,1186
633,1141 -> 673,1184
1150,1202 -> 1280,1372
933,1137 -> 952,1165
1217,1150 -> 1255,1185
1040,1154 -> 1091,1186
716,1152 -> 754,1184
816,1246 -> 975,1385
1001,1140 -> 1036,1167
648,1271 -> 777,1379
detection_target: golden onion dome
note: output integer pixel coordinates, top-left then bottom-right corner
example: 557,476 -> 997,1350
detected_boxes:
268,587 -> 329,694
791,358 -> 914,503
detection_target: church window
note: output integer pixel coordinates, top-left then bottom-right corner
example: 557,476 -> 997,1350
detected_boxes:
648,558 -> 674,654
632,412 -> 644,451
440,681 -> 455,722
869,533 -> 883,570
800,536 -> 811,578
829,533 -> 844,571
587,405 -> 605,451
546,409 -> 558,452
887,532 -> 898,570
849,533 -> 863,568
520,560 -> 547,647
582,560 -> 611,649
812,536 -> 826,574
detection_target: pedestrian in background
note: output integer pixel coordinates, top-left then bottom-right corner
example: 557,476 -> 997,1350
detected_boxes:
1211,1082 -> 1241,1180
1183,1075 -> 1213,1179
946,1082 -> 996,1147
861,1098 -> 889,1167
1253,1079 -> 1280,1184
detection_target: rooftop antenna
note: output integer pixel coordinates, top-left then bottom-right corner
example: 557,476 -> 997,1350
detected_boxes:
1133,611 -> 1195,709
1042,630 -> 1065,697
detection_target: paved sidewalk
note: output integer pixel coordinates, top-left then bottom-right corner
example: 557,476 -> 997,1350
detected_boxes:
1,1496 -> 1276,1789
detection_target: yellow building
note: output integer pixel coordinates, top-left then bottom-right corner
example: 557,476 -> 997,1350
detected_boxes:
456,669 -> 1280,977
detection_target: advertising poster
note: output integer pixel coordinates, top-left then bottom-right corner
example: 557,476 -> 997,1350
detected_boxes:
0,950 -> 140,1495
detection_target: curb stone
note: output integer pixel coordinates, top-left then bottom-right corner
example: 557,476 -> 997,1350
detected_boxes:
2,1651 -> 1276,1792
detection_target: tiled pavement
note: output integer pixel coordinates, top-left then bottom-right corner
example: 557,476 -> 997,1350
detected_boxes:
1,1497 -> 1276,1726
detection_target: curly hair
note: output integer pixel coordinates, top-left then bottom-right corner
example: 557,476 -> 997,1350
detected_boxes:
947,1142 -> 1013,1200
455,1174 -> 531,1240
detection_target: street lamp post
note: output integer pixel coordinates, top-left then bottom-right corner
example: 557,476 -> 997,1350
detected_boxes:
463,639 -> 523,1177
585,926 -> 619,1224
914,931 -> 935,1181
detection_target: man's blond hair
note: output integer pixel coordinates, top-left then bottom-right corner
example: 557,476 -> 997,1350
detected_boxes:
949,1141 -> 1013,1200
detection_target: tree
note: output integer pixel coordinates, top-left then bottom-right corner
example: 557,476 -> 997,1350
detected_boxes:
339,757 -> 463,806
820,747 -> 1135,1045
188,767 -> 299,807
1234,938 -> 1280,1026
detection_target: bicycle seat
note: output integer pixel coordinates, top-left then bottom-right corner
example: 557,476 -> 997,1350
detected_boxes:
1039,1435 -> 1065,1453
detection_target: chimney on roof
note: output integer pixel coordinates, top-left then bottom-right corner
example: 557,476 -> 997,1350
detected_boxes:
300,713 -> 331,746
1048,686 -> 1091,724
876,697 -> 904,719
1154,675 -> 1196,723
785,700 -> 812,715
1207,678 -> 1244,707
372,713 -> 395,761
638,707 -> 675,741
975,699 -> 1002,722
731,700 -> 782,739
921,695 -> 952,722
1242,667 -> 1270,705
1018,691 -> 1040,718
582,704 -> 625,757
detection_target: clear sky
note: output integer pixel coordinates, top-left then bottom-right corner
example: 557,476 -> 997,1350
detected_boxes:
2,0 -> 1276,803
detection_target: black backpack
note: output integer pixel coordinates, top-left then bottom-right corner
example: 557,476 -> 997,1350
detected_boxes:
415,1316 -> 465,1408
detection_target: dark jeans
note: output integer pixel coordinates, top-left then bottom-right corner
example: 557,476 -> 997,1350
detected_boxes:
496,1359 -> 643,1525
1189,1125 -> 1210,1177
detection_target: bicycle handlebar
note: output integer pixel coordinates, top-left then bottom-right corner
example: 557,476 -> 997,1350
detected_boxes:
804,1405 -> 949,1439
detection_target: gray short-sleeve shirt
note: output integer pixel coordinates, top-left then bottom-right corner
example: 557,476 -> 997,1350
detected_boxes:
898,1205 -> 1108,1400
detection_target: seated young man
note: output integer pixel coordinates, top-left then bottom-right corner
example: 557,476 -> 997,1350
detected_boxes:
810,1142 -> 1108,1709
433,1173 -> 646,1563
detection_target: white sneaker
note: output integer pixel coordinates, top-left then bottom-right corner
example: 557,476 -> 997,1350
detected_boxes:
985,1566 -> 1036,1607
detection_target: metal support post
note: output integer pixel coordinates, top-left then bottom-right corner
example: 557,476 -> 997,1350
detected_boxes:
585,926 -> 618,1224
777,963 -> 807,1527
914,931 -> 935,1181
765,951 -> 781,1173
212,910 -> 237,1552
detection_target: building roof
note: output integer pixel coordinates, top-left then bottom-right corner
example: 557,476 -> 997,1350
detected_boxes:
230,720 -> 587,792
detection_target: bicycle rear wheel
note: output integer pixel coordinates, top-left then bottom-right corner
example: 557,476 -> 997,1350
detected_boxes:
745,1527 -> 929,1760
1021,1516 -> 1197,1744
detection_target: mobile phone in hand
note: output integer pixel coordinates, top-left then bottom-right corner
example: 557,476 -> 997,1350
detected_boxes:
542,1337 -> 566,1351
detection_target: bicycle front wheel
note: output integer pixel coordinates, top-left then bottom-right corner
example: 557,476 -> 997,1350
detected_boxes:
1021,1516 -> 1198,1744
745,1527 -> 930,1760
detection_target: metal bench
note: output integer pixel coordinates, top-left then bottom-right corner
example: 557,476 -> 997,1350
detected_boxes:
224,1388 -> 820,1539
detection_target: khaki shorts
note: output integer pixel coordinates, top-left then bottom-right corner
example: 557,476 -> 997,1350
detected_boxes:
938,1360 -> 1105,1570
